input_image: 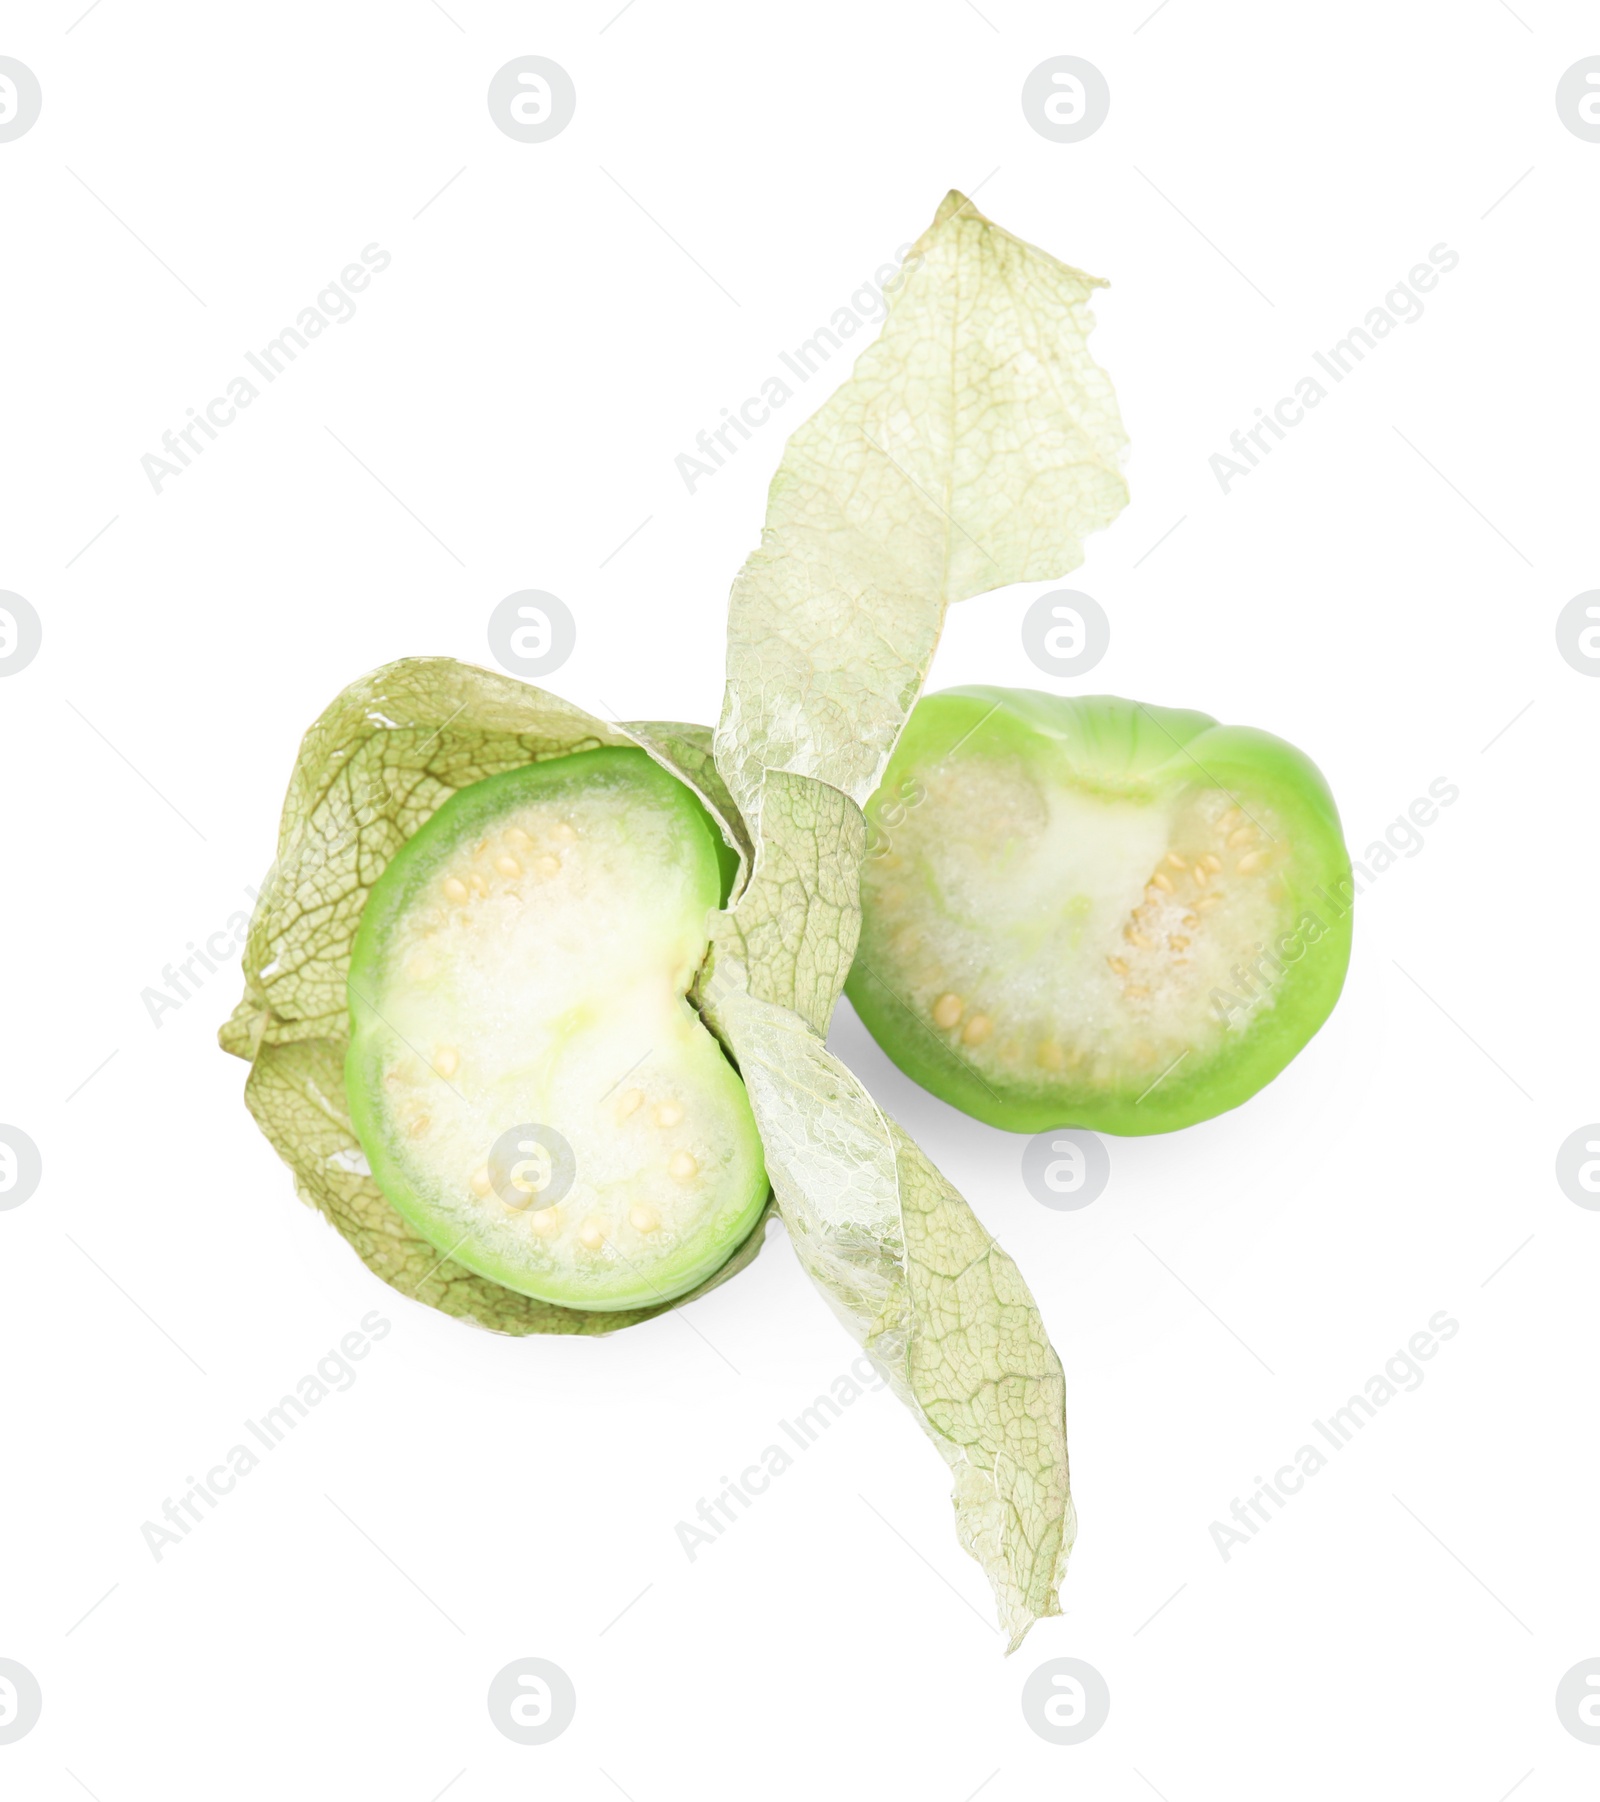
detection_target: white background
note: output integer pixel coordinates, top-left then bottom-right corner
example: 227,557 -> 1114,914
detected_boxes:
2,2 -> 1596,1797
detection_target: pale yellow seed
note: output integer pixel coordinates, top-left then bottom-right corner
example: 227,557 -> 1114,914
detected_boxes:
535,855 -> 561,878
405,954 -> 436,983
1192,864 -> 1211,888
1127,930 -> 1154,949
1227,826 -> 1256,848
1198,893 -> 1224,911
529,1206 -> 562,1237
1036,1040 -> 1065,1071
1220,806 -> 1243,829
552,822 -> 577,843
961,1013 -> 993,1047
578,1218 -> 606,1250
1165,852 -> 1188,870
506,827 -> 534,850
470,1166 -> 492,1197
442,876 -> 469,904
616,1088 -> 644,1120
1183,912 -> 1200,928
1127,985 -> 1150,1000
495,853 -> 522,877
1151,871 -> 1175,894
668,1152 -> 698,1182
1170,935 -> 1191,952
407,1115 -> 431,1139
432,1045 -> 459,1079
1108,956 -> 1129,977
654,1100 -> 684,1129
932,993 -> 963,1030
629,1202 -> 661,1233
1237,850 -> 1267,874
1202,853 -> 1223,873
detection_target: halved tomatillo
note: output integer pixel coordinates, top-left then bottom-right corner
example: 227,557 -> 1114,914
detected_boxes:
346,746 -> 767,1310
846,688 -> 1353,1136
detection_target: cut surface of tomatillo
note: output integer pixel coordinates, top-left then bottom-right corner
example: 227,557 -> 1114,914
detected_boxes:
845,688 -> 1353,1136
346,747 -> 767,1310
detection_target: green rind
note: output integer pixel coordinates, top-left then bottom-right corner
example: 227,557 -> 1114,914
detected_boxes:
623,719 -> 752,905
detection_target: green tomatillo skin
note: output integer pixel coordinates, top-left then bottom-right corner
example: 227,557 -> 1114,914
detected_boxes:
845,688 -> 1353,1136
346,746 -> 767,1309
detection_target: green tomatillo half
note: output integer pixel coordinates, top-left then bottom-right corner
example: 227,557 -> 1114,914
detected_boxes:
845,688 -> 1353,1135
346,745 -> 768,1309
